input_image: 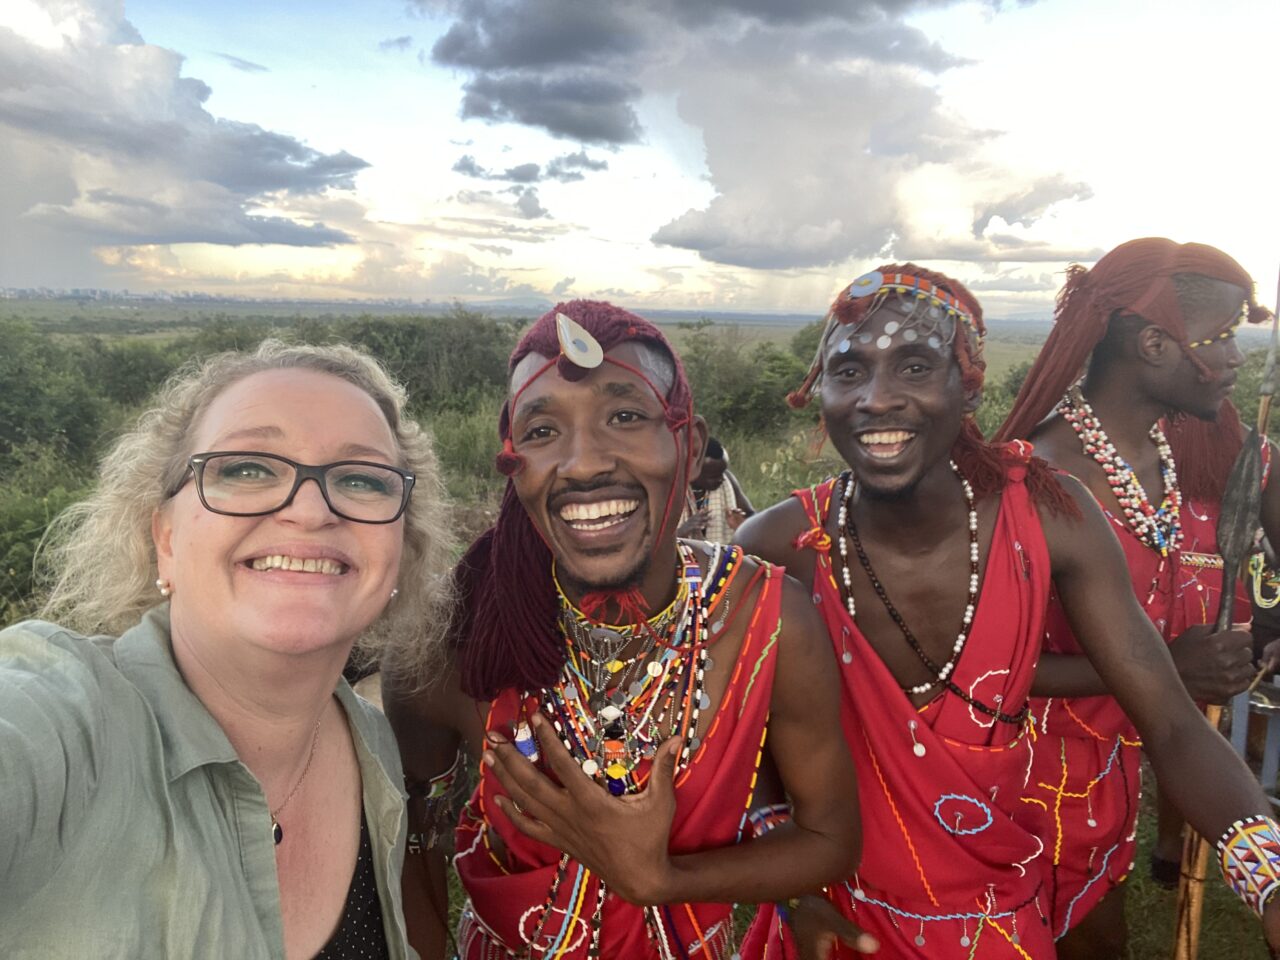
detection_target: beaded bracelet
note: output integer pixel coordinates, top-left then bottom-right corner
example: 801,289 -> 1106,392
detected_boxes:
405,750 -> 464,853
1218,814 -> 1280,917
748,802 -> 792,839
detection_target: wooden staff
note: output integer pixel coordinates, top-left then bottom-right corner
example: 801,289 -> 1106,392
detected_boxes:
1172,281 -> 1279,959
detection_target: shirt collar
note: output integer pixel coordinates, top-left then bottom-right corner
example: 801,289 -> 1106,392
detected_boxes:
111,605 -> 400,793
112,604 -> 241,782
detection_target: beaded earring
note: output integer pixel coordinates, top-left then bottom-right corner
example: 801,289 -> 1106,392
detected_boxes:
155,578 -> 173,598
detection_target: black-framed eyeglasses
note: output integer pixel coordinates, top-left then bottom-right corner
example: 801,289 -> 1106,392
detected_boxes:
170,452 -> 415,524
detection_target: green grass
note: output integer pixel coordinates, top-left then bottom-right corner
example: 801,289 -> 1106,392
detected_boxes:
1126,769 -> 1265,959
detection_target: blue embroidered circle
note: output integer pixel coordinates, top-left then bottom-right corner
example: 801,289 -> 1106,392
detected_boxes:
933,793 -> 993,836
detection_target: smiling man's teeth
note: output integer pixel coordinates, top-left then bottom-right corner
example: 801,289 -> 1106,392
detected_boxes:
250,555 -> 345,574
559,499 -> 640,523
859,430 -> 915,445
858,430 -> 916,460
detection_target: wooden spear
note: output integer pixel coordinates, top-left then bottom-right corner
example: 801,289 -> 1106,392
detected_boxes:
1172,280 -> 1279,960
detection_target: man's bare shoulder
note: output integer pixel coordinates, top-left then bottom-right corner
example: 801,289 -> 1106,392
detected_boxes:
734,496 -> 814,569
1027,415 -> 1090,476
1033,469 -> 1114,571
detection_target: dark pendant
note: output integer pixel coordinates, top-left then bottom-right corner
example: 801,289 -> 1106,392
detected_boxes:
272,818 -> 283,845
606,777 -> 627,797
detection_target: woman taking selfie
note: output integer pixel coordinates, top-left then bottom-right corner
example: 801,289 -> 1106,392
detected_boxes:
0,340 -> 454,958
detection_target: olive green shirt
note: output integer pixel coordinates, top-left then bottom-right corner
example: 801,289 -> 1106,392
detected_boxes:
0,606 -> 416,959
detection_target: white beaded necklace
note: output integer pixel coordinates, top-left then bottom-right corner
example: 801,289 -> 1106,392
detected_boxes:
1058,385 -> 1183,556
836,462 -> 980,695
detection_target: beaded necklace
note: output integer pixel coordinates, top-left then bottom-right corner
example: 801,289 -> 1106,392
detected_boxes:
1058,385 -> 1183,556
558,572 -> 691,700
537,542 -> 730,797
837,467 -> 1027,725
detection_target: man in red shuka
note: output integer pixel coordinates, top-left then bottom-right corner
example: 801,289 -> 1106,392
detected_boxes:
735,264 -> 1280,959
996,238 -> 1280,957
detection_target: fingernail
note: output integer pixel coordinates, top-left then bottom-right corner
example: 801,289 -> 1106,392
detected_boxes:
482,750 -> 496,767
487,730 -> 507,745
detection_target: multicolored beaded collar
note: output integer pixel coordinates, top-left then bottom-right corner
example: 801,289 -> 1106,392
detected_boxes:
527,543 -> 743,798
1058,385 -> 1183,556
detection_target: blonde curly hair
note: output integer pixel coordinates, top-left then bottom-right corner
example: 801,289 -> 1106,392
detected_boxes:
37,339 -> 455,672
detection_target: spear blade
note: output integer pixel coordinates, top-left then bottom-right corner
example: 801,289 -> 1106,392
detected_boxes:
1213,425 -> 1264,631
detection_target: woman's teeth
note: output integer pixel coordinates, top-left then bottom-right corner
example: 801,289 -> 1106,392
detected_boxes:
250,555 -> 346,575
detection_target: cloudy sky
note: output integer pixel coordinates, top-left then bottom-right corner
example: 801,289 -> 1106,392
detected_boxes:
2,0 -> 1276,317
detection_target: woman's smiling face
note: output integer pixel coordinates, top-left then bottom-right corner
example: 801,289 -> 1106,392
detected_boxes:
154,367 -> 405,659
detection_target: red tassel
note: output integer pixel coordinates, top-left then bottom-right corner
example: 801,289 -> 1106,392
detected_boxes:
579,586 -> 650,625
495,438 -> 524,476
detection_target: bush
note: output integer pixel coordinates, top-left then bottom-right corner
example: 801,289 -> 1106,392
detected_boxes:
0,442 -> 94,623
0,320 -> 104,474
678,320 -> 816,436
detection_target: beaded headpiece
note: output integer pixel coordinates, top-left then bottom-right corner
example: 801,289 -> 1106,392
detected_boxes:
789,264 -> 987,409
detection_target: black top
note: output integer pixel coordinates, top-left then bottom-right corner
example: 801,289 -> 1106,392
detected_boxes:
314,813 -> 390,960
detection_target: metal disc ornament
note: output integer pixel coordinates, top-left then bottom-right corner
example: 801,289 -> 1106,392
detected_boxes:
590,626 -> 625,647
846,271 -> 884,299
556,312 -> 604,369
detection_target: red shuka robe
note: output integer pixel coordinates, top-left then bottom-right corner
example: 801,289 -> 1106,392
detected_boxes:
745,449 -> 1055,959
454,556 -> 783,959
1022,497 -> 1250,937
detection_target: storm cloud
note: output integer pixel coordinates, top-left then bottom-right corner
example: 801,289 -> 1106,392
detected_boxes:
424,0 -> 1089,270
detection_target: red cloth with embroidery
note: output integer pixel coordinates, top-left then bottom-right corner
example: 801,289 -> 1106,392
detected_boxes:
454,555 -> 782,959
744,448 -> 1054,959
1023,495 -> 1252,937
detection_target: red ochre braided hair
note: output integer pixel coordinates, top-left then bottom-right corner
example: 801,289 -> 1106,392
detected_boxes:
791,262 -> 1077,514
451,300 -> 697,701
995,238 -> 1272,504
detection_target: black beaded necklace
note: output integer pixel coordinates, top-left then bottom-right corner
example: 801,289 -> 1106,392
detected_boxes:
840,470 -> 1028,726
